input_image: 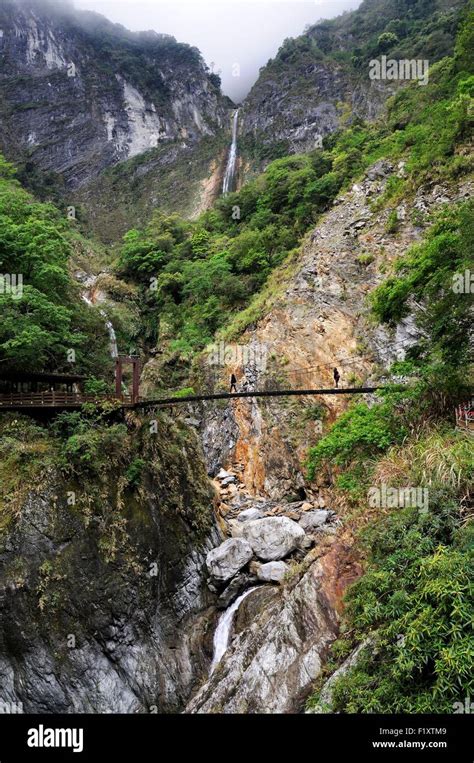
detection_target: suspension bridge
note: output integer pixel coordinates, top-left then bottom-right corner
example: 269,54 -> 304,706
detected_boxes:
0,355 -> 381,412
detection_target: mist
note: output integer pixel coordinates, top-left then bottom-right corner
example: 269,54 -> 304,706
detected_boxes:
74,0 -> 360,102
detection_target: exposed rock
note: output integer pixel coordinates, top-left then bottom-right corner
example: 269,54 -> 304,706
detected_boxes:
297,536 -> 315,552
366,160 -> 393,180
206,538 -> 253,582
0,1 -> 229,192
299,511 -> 330,531
220,476 -> 236,487
227,519 -> 244,538
255,561 -> 288,583
216,574 -> 255,610
217,468 -> 233,480
242,517 -> 305,561
237,508 -> 264,522
186,539 -> 362,713
0,418 -> 219,713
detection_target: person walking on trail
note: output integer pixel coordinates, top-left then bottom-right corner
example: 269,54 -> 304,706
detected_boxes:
333,368 -> 340,388
230,373 -> 237,393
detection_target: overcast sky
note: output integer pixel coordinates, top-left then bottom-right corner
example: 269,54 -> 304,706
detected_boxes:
74,0 -> 360,102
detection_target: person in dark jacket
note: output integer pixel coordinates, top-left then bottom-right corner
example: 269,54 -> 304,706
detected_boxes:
333,368 -> 340,388
230,373 -> 237,393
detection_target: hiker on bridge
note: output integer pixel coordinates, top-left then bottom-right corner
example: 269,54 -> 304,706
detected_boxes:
230,373 -> 237,393
333,368 -> 340,388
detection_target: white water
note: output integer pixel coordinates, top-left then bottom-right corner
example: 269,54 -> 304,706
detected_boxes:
222,109 -> 239,195
81,294 -> 118,359
210,586 -> 258,674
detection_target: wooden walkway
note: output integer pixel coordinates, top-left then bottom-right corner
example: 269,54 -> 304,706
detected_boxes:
0,392 -> 134,410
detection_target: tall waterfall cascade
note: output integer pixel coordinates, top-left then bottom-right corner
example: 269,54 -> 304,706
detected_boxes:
222,109 -> 239,195
81,294 -> 118,359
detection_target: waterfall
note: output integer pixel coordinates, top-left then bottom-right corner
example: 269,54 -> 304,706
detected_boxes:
210,586 -> 258,674
222,108 -> 239,195
81,294 -> 118,359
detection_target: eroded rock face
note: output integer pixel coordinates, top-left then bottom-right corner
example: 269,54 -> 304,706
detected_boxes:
206,538 -> 254,582
0,0 -> 228,190
242,517 -> 305,561
194,167 -> 472,502
186,538 -> 361,713
0,418 -> 219,713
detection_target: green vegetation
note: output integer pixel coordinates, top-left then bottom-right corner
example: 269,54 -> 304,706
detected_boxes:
306,119 -> 472,713
307,468 -> 473,712
0,157 -> 111,378
372,202 -> 473,366
274,0 -> 465,76
305,12 -> 473,707
117,152 -> 340,355
117,6 -> 473,365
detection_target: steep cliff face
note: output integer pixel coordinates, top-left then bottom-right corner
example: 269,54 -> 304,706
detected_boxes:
0,413 -> 221,712
240,0 -> 466,170
0,0 -> 230,191
193,164 -> 472,499
186,536 -> 359,714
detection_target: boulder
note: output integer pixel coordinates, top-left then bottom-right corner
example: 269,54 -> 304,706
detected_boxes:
216,573 -> 255,609
237,508 -> 264,523
255,561 -> 288,583
216,468 -> 232,480
228,519 -> 244,538
366,159 -> 393,180
299,510 -> 329,531
206,538 -> 253,582
242,517 -> 305,561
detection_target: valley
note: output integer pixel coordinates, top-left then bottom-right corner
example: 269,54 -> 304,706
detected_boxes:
0,0 -> 472,718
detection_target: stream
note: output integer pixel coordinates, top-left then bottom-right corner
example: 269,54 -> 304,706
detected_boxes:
82,293 -> 118,358
210,586 -> 259,674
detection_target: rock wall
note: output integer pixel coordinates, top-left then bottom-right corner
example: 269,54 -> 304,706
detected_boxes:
193,166 -> 472,499
186,536 -> 361,714
0,0 -> 229,189
0,415 -> 221,712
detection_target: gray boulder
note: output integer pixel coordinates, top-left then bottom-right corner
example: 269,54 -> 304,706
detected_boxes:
255,561 -> 288,583
299,510 -> 329,531
242,517 -> 305,561
206,538 -> 253,582
237,508 -> 264,523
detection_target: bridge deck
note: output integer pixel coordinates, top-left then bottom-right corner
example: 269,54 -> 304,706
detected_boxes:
0,387 -> 380,411
138,387 -> 381,407
0,392 -> 133,410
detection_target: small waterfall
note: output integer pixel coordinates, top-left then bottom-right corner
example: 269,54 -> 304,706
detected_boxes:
210,586 -> 258,674
82,294 -> 118,359
222,108 -> 239,195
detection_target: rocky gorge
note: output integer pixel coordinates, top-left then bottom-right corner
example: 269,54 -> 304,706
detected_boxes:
0,0 -> 471,719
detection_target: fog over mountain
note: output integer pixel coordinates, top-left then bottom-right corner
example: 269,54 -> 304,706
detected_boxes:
75,0 -> 360,102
